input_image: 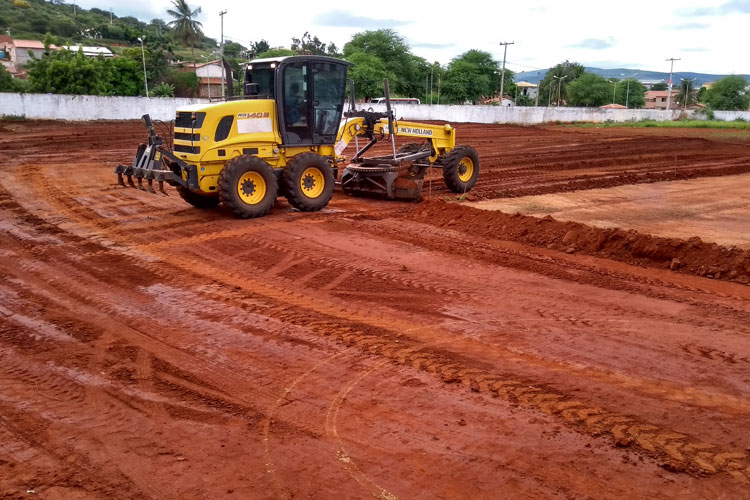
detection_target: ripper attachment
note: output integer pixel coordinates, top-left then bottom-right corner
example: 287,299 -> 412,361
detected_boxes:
115,114 -> 198,195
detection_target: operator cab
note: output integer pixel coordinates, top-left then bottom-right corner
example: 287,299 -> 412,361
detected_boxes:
243,55 -> 352,146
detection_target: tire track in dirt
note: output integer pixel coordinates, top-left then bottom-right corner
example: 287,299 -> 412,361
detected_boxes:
5,124 -> 750,490
9,163 -> 750,481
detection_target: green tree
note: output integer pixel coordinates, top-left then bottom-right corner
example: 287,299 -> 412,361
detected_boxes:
162,68 -> 198,97
539,60 -> 584,106
696,86 -> 707,103
257,48 -> 296,58
566,72 -> 612,107
0,65 -> 25,92
704,76 -> 750,110
27,48 -> 110,95
651,82 -> 668,91
167,0 -> 203,64
676,78 -> 698,109
343,29 -> 426,98
619,78 -> 646,108
26,38 -> 142,96
249,40 -> 270,59
105,56 -> 142,95
291,32 -> 339,57
441,50 -> 501,104
345,51 -> 394,100
49,16 -> 76,37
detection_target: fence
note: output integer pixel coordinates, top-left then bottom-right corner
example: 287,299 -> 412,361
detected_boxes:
2,92 -> 750,124
0,93 -> 208,121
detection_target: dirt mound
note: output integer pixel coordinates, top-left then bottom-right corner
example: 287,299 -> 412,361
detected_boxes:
407,200 -> 750,284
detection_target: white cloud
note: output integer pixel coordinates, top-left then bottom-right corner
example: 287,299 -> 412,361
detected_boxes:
72,0 -> 749,74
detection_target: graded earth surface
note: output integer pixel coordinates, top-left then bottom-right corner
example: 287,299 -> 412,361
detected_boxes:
1,121 -> 750,499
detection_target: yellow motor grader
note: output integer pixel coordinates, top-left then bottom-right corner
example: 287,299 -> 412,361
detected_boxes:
116,55 -> 479,218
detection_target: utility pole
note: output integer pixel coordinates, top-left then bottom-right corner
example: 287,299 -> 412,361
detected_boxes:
535,71 -> 540,107
137,37 -> 149,97
622,72 -> 638,109
498,41 -> 514,100
611,79 -> 618,104
430,65 -> 433,104
437,75 -> 441,105
109,9 -> 113,25
219,10 -> 227,98
552,75 -> 567,107
665,57 -> 680,110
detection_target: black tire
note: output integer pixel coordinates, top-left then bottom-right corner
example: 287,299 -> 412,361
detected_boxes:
176,186 -> 220,209
442,145 -> 480,193
281,153 -> 335,212
218,155 -> 278,218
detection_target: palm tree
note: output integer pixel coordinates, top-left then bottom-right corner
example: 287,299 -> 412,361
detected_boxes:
676,78 -> 698,110
167,0 -> 203,64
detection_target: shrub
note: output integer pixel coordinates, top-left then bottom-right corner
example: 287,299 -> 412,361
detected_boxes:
151,82 -> 175,97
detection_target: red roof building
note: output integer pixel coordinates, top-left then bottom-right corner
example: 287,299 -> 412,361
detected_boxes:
644,90 -> 680,110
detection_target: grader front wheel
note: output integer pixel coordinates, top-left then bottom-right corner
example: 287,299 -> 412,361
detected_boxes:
282,153 -> 335,212
442,145 -> 480,193
218,155 -> 278,218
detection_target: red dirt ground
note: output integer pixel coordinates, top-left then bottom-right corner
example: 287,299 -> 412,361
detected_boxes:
1,120 -> 750,499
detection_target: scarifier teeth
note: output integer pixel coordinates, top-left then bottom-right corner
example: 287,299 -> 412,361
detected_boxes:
117,172 -> 126,187
137,177 -> 145,190
158,181 -> 167,195
126,175 -> 135,187
146,178 -> 156,194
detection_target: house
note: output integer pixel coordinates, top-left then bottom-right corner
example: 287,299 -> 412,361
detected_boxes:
175,60 -> 227,98
481,95 -> 515,106
600,103 -> 627,109
62,46 -> 114,58
0,37 -> 58,77
644,90 -> 680,110
516,81 -> 538,100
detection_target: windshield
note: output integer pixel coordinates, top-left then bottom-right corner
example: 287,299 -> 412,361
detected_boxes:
245,67 -> 275,98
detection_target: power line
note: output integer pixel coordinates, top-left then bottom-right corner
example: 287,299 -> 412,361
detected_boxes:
505,60 -> 548,71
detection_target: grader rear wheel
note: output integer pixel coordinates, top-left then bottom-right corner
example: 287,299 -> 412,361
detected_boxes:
218,155 -> 278,218
281,153 -> 335,212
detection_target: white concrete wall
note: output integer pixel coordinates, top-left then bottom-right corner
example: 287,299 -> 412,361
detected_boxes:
713,110 -> 750,121
2,92 -> 749,124
0,93 -> 208,121
370,103 -> 681,124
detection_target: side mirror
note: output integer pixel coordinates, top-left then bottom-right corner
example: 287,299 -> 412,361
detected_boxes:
245,83 -> 260,96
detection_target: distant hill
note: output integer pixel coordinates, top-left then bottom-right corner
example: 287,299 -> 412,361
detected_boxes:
515,67 -> 750,86
0,0 -> 216,50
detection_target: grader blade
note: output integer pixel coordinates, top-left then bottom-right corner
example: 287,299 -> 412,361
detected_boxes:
341,164 -> 426,200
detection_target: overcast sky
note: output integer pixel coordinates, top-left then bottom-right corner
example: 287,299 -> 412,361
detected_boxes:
75,0 -> 749,75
